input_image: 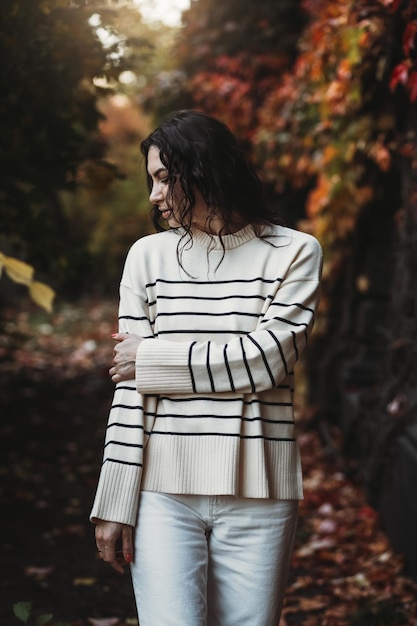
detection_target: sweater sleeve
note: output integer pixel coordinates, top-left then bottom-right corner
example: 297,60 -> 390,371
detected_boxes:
136,235 -> 322,395
90,246 -> 156,526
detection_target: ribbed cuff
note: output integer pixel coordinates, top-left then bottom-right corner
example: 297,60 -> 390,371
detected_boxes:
136,339 -> 194,394
90,461 -> 142,526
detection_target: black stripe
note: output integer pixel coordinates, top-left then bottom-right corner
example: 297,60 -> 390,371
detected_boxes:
260,316 -> 308,329
206,342 -> 215,392
111,403 -> 144,411
149,431 -> 295,442
148,295 -> 267,307
189,342 -> 197,393
107,422 -> 144,429
151,413 -> 293,424
223,344 -> 235,392
270,301 -> 314,314
158,395 -> 293,407
155,329 -> 249,336
103,458 -> 143,467
247,335 -> 275,387
114,385 -> 136,392
105,440 -> 143,449
119,315 -> 149,321
145,277 -> 282,288
240,337 -> 256,393
154,310 -> 261,319
267,330 -> 288,377
291,331 -> 298,361
155,294 -> 267,302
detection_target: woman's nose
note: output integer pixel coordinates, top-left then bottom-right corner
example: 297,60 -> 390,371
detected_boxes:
149,184 -> 162,203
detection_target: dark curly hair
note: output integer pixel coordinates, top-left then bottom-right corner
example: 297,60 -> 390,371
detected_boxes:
141,110 -> 283,237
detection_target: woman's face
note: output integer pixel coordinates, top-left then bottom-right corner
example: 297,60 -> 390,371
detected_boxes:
147,145 -> 219,232
147,145 -> 181,228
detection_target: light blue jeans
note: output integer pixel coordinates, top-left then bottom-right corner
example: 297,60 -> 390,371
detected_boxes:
131,491 -> 298,626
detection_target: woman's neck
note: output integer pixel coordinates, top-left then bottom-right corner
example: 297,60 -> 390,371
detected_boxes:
190,191 -> 248,235
193,218 -> 248,236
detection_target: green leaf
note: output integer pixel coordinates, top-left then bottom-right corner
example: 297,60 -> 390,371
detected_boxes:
13,602 -> 32,624
343,27 -> 362,65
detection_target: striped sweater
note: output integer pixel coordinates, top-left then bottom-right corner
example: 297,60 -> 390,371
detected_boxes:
91,224 -> 322,526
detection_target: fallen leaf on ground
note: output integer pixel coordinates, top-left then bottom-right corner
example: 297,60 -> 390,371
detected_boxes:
24,565 -> 55,579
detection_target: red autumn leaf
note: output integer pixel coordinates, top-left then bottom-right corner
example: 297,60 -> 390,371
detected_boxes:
403,22 -> 417,56
24,565 -> 55,579
389,61 -> 409,91
358,505 -> 378,520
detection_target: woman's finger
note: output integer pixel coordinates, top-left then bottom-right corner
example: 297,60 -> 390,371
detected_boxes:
95,521 -> 126,574
122,525 -> 134,564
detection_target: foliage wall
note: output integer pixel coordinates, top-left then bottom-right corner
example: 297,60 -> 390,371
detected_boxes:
175,0 -> 415,270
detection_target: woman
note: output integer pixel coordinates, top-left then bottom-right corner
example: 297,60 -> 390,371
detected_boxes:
91,110 -> 322,625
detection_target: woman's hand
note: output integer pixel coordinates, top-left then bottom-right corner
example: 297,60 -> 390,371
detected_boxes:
109,333 -> 143,383
95,520 -> 133,574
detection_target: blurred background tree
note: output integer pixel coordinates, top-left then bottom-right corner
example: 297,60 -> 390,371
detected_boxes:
144,0 -> 306,140
0,0 -> 159,298
58,2 -> 185,294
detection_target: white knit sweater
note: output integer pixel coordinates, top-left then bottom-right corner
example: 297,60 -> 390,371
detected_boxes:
90,224 -> 322,526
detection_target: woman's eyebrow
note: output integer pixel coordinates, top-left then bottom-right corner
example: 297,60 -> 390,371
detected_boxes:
149,166 -> 168,178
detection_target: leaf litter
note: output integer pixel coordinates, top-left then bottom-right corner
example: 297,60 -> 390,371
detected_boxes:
0,299 -> 416,625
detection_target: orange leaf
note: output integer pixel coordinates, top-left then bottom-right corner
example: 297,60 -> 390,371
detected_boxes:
337,58 -> 352,80
322,145 -> 338,165
306,176 -> 332,217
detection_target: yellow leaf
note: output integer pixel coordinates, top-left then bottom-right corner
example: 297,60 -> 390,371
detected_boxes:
29,281 -> 55,313
3,256 -> 34,285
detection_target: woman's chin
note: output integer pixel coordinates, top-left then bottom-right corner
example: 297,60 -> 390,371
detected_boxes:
167,216 -> 180,228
